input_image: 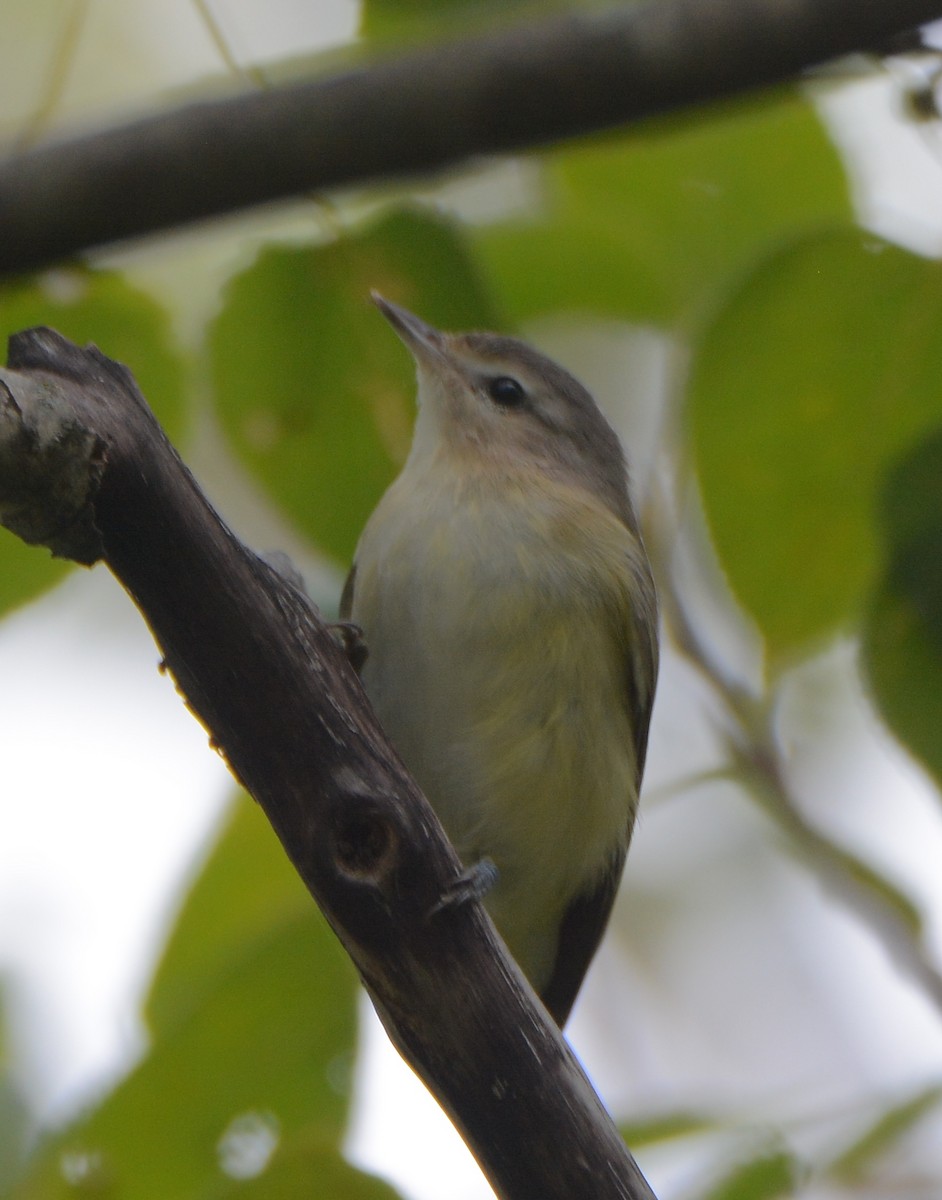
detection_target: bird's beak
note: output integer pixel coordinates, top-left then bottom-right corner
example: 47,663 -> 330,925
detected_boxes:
371,292 -> 447,366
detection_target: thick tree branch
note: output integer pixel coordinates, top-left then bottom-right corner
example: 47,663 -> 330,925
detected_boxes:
0,0 -> 939,275
0,329 -> 656,1200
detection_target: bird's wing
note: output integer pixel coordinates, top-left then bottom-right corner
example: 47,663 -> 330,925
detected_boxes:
339,561 -> 357,620
539,843 -> 627,1028
541,547 -> 659,1028
622,551 -> 659,787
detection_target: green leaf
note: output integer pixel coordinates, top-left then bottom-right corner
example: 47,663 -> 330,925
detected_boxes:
147,795 -> 355,1044
475,90 -> 850,327
828,1085 -> 942,1183
864,429 -> 942,787
13,797 -> 359,1200
210,207 -> 500,565
690,230 -> 942,657
619,1110 -> 717,1147
0,983 -> 31,1192
705,1150 -> 799,1200
0,1076 -> 29,1195
0,532 -> 70,619
475,221 -> 672,326
0,267 -> 186,443
360,0 -> 613,45
0,268 -> 187,616
215,1131 -> 405,1199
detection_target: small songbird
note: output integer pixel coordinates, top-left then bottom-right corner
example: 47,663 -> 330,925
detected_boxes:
342,293 -> 658,1027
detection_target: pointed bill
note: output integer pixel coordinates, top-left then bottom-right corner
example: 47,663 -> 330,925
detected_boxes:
371,291 -> 447,366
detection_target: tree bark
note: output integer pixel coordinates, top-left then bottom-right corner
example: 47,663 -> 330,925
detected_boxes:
0,0 -> 939,274
0,327 -> 656,1200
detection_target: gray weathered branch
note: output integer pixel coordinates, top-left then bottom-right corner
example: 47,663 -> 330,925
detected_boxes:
0,0 -> 939,275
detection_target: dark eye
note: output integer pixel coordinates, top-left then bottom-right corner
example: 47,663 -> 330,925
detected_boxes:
487,376 -> 525,407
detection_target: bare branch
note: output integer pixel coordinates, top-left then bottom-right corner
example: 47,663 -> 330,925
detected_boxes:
0,328 -> 656,1200
1,0 -> 940,274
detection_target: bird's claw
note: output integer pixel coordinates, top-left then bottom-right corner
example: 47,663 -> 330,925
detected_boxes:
330,620 -> 368,672
428,858 -> 498,918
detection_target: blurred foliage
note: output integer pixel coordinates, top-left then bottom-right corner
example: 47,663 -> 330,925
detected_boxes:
360,0 -> 626,45
475,90 -> 851,327
691,230 -> 942,659
703,1150 -> 799,1200
3,2 -> 942,1200
618,1111 -> 717,1149
0,983 -> 32,1194
0,267 -> 186,443
9,796 -> 399,1200
864,428 -> 942,788
827,1085 -> 942,1185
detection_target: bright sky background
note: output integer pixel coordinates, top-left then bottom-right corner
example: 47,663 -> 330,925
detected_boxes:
4,7 -> 942,1200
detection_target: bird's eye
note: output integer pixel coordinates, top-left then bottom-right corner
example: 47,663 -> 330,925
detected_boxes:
487,376 -> 526,407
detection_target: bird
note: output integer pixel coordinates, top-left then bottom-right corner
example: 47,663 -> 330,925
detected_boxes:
341,292 -> 658,1027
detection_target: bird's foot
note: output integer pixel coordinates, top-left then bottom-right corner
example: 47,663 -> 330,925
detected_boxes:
329,620 -> 368,672
428,858 -> 498,918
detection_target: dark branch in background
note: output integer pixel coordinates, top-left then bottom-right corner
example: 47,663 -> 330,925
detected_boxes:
0,332 -> 656,1200
0,0 -> 940,275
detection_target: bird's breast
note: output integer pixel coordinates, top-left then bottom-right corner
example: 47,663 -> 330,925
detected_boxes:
351,463 -> 639,988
